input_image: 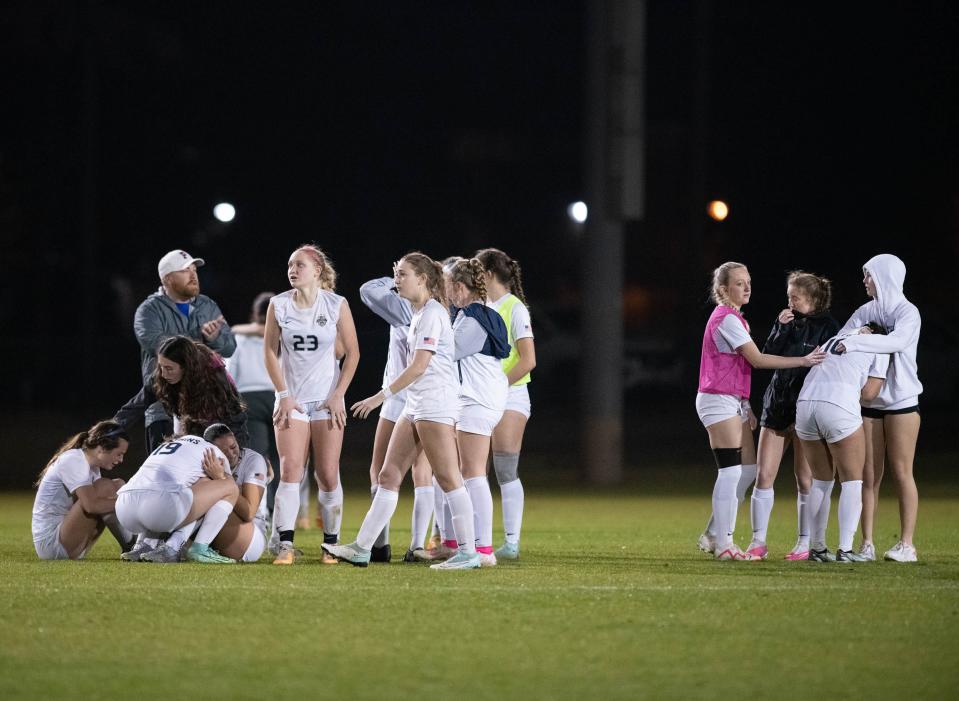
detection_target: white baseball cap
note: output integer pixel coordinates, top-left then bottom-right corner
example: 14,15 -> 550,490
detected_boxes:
158,250 -> 205,280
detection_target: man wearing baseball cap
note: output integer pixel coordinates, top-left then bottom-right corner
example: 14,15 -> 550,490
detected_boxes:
114,249 -> 237,452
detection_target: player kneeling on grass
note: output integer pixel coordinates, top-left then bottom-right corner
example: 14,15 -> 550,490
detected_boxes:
32,421 -> 135,560
115,433 -> 239,563
202,423 -> 271,562
795,323 -> 889,563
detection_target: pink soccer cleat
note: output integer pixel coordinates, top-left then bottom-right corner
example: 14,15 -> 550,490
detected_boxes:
745,542 -> 768,560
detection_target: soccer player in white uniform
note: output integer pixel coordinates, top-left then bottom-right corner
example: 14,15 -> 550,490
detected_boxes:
200,424 -> 271,562
115,434 -> 240,563
474,247 -> 535,560
359,275 -> 435,562
325,252 -> 480,570
32,421 -> 133,560
795,326 -> 889,562
445,258 -> 510,566
266,244 -> 360,565
836,254 -> 923,562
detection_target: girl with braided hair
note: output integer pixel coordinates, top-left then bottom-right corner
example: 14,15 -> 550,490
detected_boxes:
474,247 -> 535,560
326,252 -> 480,570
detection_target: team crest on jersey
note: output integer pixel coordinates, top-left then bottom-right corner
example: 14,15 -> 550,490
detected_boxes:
315,314 -> 328,326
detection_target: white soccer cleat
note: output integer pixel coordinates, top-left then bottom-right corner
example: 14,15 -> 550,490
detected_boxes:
883,541 -> 918,562
478,552 -> 498,567
714,544 -> 758,561
858,541 -> 876,561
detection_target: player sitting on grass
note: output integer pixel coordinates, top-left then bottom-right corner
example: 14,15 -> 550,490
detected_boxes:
795,323 -> 888,563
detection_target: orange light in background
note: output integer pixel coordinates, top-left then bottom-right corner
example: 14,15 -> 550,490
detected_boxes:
707,200 -> 729,221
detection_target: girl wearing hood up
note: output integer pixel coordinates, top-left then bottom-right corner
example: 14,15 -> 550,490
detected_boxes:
835,254 -> 922,562
696,262 -> 826,560
746,272 -> 840,561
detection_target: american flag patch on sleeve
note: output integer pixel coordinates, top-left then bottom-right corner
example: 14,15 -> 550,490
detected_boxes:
254,473 -> 264,480
422,337 -> 436,345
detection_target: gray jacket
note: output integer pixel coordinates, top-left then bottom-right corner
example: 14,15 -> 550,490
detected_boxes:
134,288 -> 236,425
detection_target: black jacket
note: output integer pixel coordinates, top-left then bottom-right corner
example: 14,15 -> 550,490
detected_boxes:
760,311 -> 840,430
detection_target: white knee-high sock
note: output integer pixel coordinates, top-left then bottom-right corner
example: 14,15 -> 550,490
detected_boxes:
838,480 -> 863,552
464,476 -> 493,550
356,487 -> 399,551
194,501 -> 233,546
750,487 -> 774,544
372,486 -> 390,548
499,480 -> 524,545
411,485 -> 434,550
712,465 -> 741,549
274,480 -> 300,542
298,470 -> 310,520
796,492 -> 810,547
704,513 -> 716,538
432,477 -> 449,541
737,464 -> 758,503
165,520 -> 197,552
809,478 -> 834,549
445,486 -> 476,554
318,480 -> 343,541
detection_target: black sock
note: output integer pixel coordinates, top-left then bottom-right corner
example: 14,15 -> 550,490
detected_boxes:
279,530 -> 294,544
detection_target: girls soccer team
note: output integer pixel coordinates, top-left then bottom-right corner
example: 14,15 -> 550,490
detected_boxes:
31,248 -> 922,566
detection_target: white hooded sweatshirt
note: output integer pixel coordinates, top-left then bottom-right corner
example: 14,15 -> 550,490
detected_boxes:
840,254 -> 922,409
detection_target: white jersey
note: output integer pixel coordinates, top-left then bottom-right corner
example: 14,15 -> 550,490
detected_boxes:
119,436 -> 228,492
453,309 -> 509,411
713,314 -> 753,352
798,331 -> 890,416
271,289 -> 344,403
359,277 -> 412,404
405,298 -> 459,416
32,449 -> 100,543
232,448 -> 269,534
226,333 -> 273,393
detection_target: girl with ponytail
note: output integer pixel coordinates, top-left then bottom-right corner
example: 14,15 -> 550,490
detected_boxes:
326,252 -> 481,570
473,247 -> 536,560
32,421 -> 133,560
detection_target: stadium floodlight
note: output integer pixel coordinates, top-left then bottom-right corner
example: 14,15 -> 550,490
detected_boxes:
213,202 -> 236,223
707,200 -> 729,222
568,201 -> 588,224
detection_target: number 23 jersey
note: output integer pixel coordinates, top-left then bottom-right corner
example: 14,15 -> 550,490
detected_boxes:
271,289 -> 344,404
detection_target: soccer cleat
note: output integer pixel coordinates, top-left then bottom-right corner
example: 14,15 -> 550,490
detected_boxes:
320,549 -> 339,565
714,544 -> 758,561
430,550 -> 481,570
267,529 -> 280,556
479,552 -> 498,567
140,543 -> 181,563
697,532 -> 717,555
494,541 -> 520,561
807,547 -> 836,563
413,543 -> 456,562
836,548 -> 868,563
272,542 -> 300,565
403,548 -> 425,563
426,533 -> 442,552
784,540 -> 810,561
884,541 -> 918,562
186,542 -> 236,564
321,542 -> 371,568
370,544 -> 392,563
120,541 -> 156,562
745,542 -> 768,560
858,541 -> 876,561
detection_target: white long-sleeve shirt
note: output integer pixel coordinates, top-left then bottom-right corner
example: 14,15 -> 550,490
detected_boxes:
359,277 -> 412,403
839,254 -> 922,409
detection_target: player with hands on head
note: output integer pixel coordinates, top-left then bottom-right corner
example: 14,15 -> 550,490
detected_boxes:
695,262 -> 826,561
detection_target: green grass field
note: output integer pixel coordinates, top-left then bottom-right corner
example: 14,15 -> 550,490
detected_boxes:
1,489 -> 957,701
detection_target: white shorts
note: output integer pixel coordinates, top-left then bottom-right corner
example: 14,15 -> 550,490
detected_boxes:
242,526 -> 266,563
115,487 -> 194,537
504,384 -> 531,419
457,402 -> 504,437
404,413 -> 458,427
275,399 -> 331,423
380,395 -> 407,424
795,400 -> 862,444
695,392 -> 750,428
33,525 -> 72,561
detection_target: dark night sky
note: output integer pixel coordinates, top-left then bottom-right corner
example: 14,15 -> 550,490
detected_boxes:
2,1 -> 958,420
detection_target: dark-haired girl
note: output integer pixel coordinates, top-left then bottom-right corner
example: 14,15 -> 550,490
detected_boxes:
746,271 -> 840,560
474,247 -> 535,560
327,252 -> 480,570
32,421 -> 133,560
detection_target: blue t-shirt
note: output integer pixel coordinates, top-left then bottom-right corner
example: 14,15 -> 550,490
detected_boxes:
175,302 -> 190,317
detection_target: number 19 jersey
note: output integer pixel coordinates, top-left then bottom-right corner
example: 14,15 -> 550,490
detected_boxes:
119,436 -> 228,491
271,289 -> 344,404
